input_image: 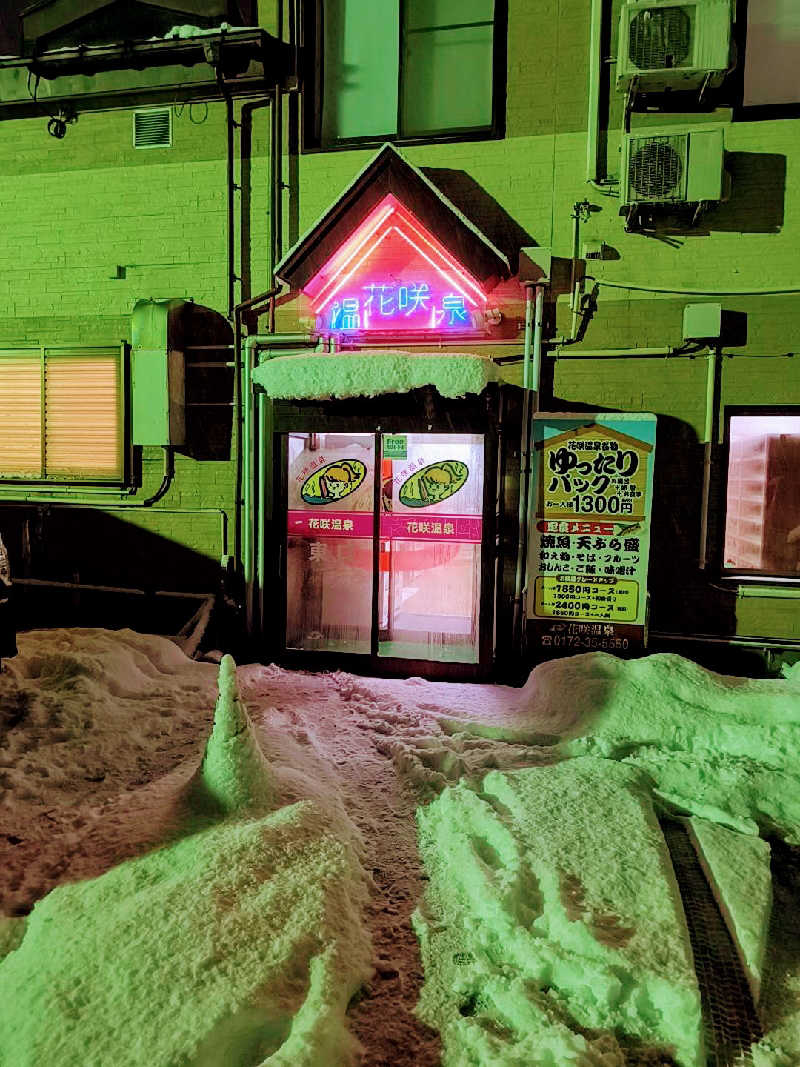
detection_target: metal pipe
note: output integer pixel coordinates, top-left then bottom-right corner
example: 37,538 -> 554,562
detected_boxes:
14,577 -> 214,600
255,388 -> 269,634
587,276 -> 800,296
512,284 -> 538,654
241,333 -> 313,634
0,501 -> 228,559
550,345 -> 685,359
698,348 -> 718,570
141,446 -> 174,506
651,630 -> 800,652
272,83 -> 283,267
531,284 -> 545,411
586,0 -> 604,184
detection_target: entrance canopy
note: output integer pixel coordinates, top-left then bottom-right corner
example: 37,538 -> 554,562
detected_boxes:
252,350 -> 512,401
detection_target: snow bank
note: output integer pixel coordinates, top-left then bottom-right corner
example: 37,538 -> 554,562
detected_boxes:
413,758 -> 703,1067
191,655 -> 275,815
252,351 -> 509,401
0,628 -> 217,813
0,801 -> 371,1067
0,648 -> 374,1067
438,651 -> 800,842
685,817 -> 772,1003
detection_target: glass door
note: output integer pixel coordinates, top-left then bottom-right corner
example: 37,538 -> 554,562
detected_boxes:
378,433 -> 484,663
285,432 -> 375,653
283,431 -> 485,665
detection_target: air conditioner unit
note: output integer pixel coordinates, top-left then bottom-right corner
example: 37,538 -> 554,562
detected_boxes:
616,0 -> 733,93
620,128 -> 725,209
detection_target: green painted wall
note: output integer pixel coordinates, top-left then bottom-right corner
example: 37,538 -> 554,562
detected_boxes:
0,0 -> 798,647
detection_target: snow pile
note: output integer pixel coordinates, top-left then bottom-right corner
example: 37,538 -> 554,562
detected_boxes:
436,651 -> 800,843
191,655 -> 275,815
0,628 -> 217,812
252,351 -> 509,401
0,802 -> 371,1067
0,643 -> 374,1066
686,817 -> 772,1003
413,758 -> 703,1067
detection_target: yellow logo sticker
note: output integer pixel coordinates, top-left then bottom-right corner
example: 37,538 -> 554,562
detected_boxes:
399,460 -> 468,509
301,459 -> 367,505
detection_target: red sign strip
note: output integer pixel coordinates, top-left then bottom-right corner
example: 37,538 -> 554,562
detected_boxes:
287,510 -> 374,538
380,514 -> 482,543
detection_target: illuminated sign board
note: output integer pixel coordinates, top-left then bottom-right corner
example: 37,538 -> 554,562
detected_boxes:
302,194 -> 487,335
526,414 -> 656,657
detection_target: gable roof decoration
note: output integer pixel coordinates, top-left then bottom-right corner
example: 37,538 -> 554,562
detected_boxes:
276,145 -> 511,336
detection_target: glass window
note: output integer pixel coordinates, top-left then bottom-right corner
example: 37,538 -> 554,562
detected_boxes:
723,414 -> 800,576
312,0 -> 500,146
0,347 -> 123,482
743,0 -> 800,107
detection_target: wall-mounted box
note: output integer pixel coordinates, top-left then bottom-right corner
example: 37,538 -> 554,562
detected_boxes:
131,298 -> 186,447
683,302 -> 722,342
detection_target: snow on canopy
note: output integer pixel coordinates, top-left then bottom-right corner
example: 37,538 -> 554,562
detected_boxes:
252,351 -> 512,400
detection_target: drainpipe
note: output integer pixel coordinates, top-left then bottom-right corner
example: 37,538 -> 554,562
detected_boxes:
587,0 -> 604,186
215,53 -> 238,323
698,346 -> 719,570
512,283 -> 545,654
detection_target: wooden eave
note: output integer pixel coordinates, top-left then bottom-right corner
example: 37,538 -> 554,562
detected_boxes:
276,144 -> 511,295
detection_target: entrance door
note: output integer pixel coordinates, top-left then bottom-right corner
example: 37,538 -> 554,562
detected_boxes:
378,433 -> 484,664
283,431 -> 486,666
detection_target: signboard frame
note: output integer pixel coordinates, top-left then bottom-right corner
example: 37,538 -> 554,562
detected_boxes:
526,412 -> 657,657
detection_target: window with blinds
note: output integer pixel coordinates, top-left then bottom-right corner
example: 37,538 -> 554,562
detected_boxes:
0,346 -> 123,482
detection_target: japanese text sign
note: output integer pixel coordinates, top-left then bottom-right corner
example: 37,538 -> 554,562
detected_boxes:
526,414 -> 656,653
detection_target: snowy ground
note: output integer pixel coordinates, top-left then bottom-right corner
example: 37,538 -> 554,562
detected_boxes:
0,629 -> 798,1065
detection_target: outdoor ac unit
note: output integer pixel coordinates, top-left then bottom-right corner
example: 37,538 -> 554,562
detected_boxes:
620,128 -> 725,208
616,0 -> 733,93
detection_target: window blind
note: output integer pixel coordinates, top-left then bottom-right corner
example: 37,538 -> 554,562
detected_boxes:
44,350 -> 122,479
0,351 -> 43,477
0,346 -> 123,482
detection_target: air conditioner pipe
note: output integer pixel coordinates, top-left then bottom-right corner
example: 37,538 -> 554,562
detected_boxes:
512,283 -> 545,655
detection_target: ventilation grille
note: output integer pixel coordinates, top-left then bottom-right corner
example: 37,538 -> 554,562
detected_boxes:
628,137 -> 685,200
629,5 -> 694,70
133,108 -> 172,149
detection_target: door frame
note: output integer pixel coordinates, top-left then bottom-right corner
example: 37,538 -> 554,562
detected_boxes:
270,387 -> 499,680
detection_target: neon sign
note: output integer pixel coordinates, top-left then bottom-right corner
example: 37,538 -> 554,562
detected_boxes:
329,283 -> 471,331
303,194 -> 487,334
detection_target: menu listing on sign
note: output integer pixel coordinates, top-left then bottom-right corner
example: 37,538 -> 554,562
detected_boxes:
526,414 -> 656,655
